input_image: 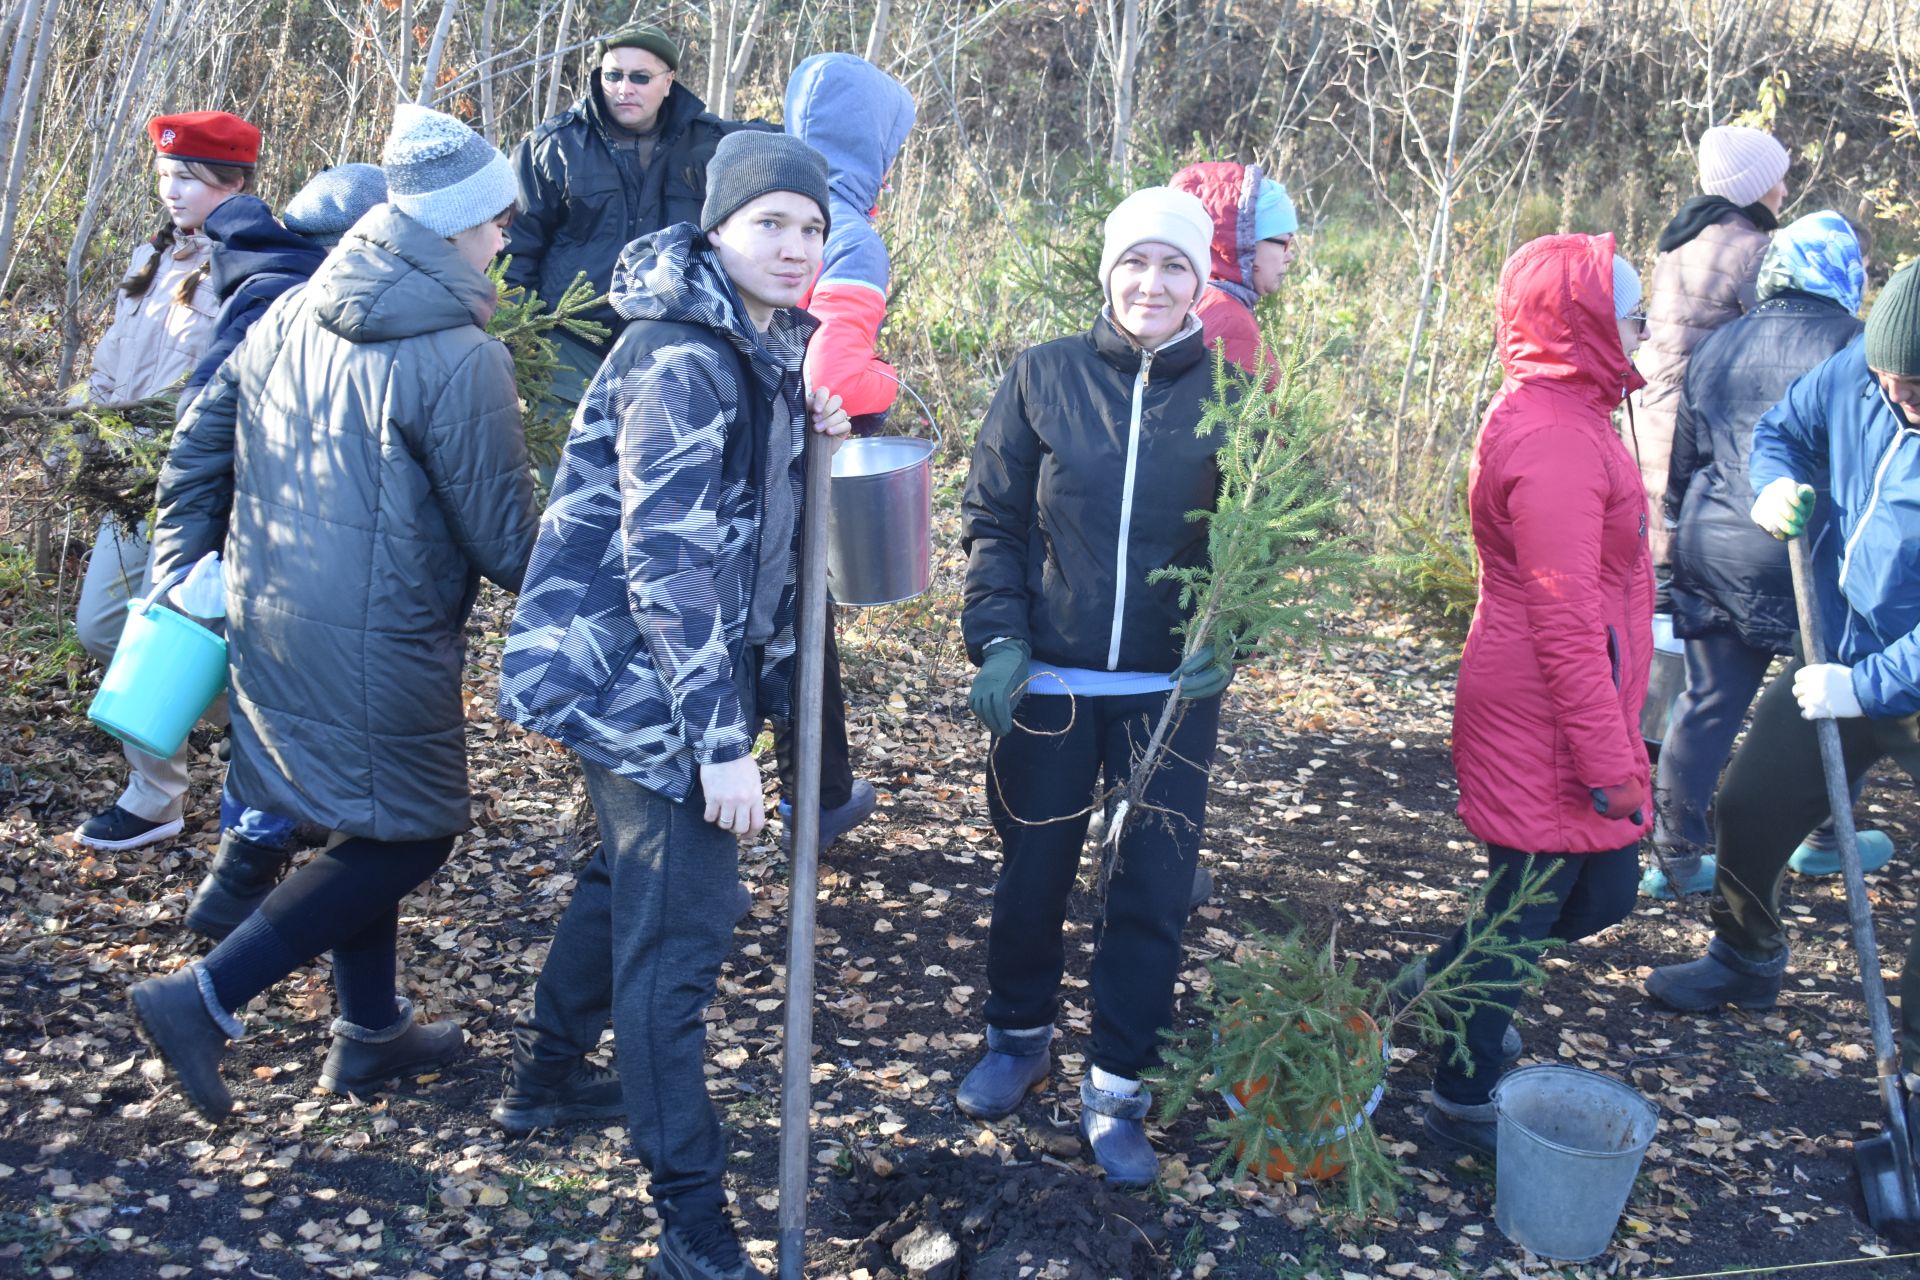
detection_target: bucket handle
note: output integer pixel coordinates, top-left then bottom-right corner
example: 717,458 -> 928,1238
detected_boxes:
871,370 -> 944,453
131,566 -> 191,619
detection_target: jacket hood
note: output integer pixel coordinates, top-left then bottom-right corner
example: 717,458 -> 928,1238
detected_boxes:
1169,161 -> 1259,291
1496,233 -> 1645,406
307,203 -> 499,342
202,194 -> 328,300
782,53 -> 915,212
585,74 -> 709,142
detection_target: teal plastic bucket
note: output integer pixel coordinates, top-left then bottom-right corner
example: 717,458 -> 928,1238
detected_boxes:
88,597 -> 227,758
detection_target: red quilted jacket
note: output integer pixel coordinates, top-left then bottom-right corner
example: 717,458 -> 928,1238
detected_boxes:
1452,233 -> 1655,853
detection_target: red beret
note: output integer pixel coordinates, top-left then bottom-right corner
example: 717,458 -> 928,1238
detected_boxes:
148,111 -> 260,167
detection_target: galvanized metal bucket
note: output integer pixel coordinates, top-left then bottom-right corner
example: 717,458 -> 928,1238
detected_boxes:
825,395 -> 941,607
1640,616 -> 1687,746
1492,1065 -> 1658,1261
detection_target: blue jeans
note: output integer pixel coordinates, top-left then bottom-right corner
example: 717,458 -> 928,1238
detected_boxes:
219,783 -> 297,849
1428,842 -> 1639,1105
515,760 -> 741,1220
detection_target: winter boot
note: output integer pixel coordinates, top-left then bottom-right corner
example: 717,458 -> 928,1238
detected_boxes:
491,1028 -> 625,1135
1078,1075 -> 1158,1187
185,830 -> 294,942
127,962 -> 239,1122
1789,829 -> 1895,877
1640,854 -> 1718,900
955,1024 -> 1053,1120
650,1210 -> 760,1279
318,998 -> 465,1096
777,779 -> 879,853
1188,865 -> 1214,911
1645,936 -> 1789,1012
1424,1090 -> 1498,1158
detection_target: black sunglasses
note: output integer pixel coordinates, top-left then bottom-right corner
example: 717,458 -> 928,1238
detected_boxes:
600,69 -> 662,86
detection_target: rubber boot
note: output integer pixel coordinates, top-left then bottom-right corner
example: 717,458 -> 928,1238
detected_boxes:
127,962 -> 239,1122
185,830 -> 293,942
1645,936 -> 1789,1012
1188,865 -> 1214,911
491,1025 -> 625,1135
955,1024 -> 1053,1120
1640,854 -> 1718,900
1424,1090 -> 1498,1157
1078,1075 -> 1158,1187
318,997 -> 465,1096
1789,829 -> 1895,877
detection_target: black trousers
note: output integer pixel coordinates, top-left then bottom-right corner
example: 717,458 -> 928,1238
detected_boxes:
773,608 -> 854,809
1711,656 -> 1920,1065
981,689 -> 1220,1078
1428,841 -> 1639,1105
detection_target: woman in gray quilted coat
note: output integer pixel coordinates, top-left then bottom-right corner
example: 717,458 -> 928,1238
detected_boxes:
127,105 -> 536,1123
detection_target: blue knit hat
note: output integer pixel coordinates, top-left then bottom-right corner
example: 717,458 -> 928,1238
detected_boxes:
283,163 -> 387,247
1612,254 -> 1644,320
1253,179 -> 1298,240
381,104 -> 516,238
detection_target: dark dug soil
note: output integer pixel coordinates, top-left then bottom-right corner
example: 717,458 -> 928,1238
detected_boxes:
2,584 -> 1918,1279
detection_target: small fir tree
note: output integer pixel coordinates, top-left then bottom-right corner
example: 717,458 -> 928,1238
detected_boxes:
485,262 -> 609,485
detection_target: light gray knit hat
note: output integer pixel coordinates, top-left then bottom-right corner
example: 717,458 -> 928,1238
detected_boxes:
283,163 -> 388,247
381,104 -> 516,238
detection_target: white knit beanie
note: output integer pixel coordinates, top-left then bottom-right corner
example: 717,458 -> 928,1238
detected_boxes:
1611,254 -> 1643,320
1098,187 -> 1215,302
381,104 -> 517,238
1698,125 -> 1790,208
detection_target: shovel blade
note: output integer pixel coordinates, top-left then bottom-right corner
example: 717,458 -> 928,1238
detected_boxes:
1856,1134 -> 1920,1236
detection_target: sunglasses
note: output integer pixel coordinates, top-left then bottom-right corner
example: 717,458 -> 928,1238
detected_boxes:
600,69 -> 663,86
1623,312 -> 1648,330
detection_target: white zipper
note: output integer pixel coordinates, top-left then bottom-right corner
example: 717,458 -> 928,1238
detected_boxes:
1107,350 -> 1152,669
1837,429 -> 1908,592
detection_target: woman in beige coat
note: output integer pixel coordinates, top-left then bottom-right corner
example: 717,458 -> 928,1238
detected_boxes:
72,111 -> 256,854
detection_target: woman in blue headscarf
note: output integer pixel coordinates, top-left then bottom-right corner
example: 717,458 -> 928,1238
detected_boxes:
1643,210 -> 1892,898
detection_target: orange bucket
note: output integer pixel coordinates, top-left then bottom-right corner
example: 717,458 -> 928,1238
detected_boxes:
1219,1011 -> 1388,1182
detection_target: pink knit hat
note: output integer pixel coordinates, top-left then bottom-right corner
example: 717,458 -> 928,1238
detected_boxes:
1698,125 -> 1789,207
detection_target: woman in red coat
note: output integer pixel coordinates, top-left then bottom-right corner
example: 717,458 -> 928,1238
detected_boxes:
1422,233 -> 1654,1156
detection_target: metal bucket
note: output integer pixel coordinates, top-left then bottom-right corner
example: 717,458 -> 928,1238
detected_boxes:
826,422 -> 940,607
1492,1065 -> 1658,1261
1640,616 -> 1686,746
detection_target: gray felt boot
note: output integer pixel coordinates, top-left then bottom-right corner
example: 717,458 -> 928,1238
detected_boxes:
1078,1075 -> 1158,1187
318,998 -> 465,1096
955,1024 -> 1053,1120
1645,936 -> 1789,1012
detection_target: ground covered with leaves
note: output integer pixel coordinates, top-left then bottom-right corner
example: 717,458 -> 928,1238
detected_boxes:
2,562 -> 1919,1279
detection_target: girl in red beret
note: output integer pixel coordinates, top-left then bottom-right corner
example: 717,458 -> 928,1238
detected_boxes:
72,109 -> 260,856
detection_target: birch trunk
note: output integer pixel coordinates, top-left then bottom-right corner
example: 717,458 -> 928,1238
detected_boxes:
55,0 -> 166,390
542,0 -> 573,119
864,0 -> 892,63
478,0 -> 499,135
1109,0 -> 1142,172
0,0 -> 53,285
417,0 -> 461,105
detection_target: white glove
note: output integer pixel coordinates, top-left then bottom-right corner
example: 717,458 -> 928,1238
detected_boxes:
1792,663 -> 1862,719
1751,477 -> 1816,540
169,551 -> 226,619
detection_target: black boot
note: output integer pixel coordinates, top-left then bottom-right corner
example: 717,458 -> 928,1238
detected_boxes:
185,831 -> 293,942
128,962 -> 238,1122
318,998 -> 465,1096
492,1027 -> 625,1135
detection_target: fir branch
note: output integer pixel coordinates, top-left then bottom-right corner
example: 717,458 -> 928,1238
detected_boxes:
487,261 -> 610,485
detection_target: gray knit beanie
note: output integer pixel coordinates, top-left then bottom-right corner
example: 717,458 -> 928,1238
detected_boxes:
283,163 -> 388,247
1865,262 -> 1920,377
381,104 -> 517,238
699,131 -> 831,234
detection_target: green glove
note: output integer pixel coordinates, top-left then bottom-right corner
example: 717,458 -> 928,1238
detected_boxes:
1174,644 -> 1232,701
1751,478 -> 1816,540
969,638 -> 1031,736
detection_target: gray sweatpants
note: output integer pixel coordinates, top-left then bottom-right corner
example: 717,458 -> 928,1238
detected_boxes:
74,519 -> 224,824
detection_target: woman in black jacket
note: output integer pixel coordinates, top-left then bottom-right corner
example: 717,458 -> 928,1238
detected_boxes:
954,186 -> 1232,1187
1647,211 -> 1892,898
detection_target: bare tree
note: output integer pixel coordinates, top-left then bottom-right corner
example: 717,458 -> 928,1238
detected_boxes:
0,0 -> 56,284
417,0 -> 462,106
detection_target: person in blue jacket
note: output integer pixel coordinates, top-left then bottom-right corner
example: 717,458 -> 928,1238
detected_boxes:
1647,261 -> 1920,1073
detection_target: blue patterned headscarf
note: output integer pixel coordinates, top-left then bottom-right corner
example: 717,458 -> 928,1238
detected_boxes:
1757,210 -> 1866,313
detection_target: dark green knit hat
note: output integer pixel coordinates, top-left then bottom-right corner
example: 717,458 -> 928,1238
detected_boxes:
598,24 -> 679,70
1866,262 -> 1920,376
